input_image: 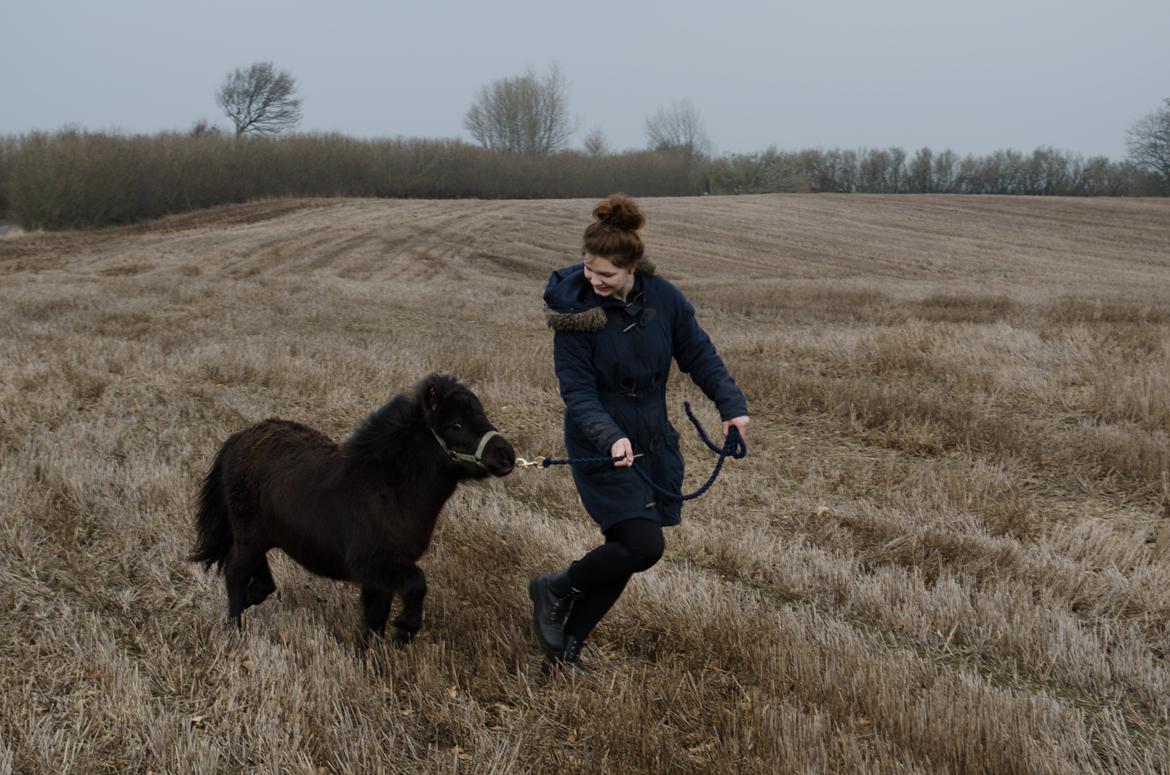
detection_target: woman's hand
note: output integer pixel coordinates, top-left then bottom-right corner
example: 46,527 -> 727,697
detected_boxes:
610,437 -> 635,467
722,415 -> 749,441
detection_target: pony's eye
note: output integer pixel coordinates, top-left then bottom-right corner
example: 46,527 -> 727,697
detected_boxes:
451,423 -> 462,431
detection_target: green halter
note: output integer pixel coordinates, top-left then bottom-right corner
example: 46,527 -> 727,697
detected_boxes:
430,427 -> 501,468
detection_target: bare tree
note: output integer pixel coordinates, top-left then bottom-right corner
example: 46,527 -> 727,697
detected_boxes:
887,146 -> 908,192
216,62 -> 302,138
464,64 -> 575,154
644,99 -> 711,156
1126,98 -> 1170,193
908,147 -> 934,192
932,149 -> 958,192
583,127 -> 608,157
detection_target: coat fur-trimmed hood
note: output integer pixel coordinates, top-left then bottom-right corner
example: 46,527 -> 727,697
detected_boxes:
545,305 -> 608,332
543,259 -> 656,332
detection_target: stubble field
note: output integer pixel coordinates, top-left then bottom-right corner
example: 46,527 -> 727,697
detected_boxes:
1,194 -> 1168,774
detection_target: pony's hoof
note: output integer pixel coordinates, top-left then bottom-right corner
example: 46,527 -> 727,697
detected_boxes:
391,628 -> 416,647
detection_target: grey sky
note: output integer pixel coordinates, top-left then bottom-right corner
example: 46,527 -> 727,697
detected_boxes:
3,0 -> 1167,159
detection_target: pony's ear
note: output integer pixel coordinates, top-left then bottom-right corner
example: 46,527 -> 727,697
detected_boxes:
425,384 -> 440,416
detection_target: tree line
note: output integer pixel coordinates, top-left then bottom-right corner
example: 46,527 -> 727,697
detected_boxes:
0,61 -> 1166,229
708,145 -> 1164,196
4,132 -> 1164,231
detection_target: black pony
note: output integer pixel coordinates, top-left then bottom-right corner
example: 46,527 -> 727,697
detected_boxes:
190,373 -> 515,643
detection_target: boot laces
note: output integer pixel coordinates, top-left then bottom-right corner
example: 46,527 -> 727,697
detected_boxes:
549,587 -> 582,624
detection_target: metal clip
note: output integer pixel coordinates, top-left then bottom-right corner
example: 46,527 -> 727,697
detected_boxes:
515,456 -> 546,469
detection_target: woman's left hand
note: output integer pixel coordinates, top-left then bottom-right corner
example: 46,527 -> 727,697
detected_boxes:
722,415 -> 749,441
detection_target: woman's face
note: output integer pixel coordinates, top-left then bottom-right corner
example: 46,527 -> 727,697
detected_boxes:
583,254 -> 635,299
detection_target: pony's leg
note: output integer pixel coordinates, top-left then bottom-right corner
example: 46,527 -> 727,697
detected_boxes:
359,583 -> 394,643
245,555 -> 277,608
224,554 -> 251,629
224,543 -> 265,629
391,565 -> 427,645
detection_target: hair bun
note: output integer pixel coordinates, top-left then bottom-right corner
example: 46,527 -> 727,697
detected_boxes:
592,193 -> 645,233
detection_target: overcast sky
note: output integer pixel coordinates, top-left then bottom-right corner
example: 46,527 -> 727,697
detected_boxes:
4,0 -> 1167,159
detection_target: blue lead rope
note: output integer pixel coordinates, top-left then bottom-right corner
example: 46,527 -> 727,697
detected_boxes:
535,402 -> 747,501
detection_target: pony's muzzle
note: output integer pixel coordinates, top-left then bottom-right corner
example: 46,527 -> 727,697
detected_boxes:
483,435 -> 516,476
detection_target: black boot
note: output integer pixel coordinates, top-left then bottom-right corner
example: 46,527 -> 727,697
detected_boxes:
528,570 -> 580,656
541,634 -> 592,677
561,634 -> 590,673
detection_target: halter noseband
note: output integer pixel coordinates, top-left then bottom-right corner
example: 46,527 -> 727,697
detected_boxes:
430,427 -> 501,468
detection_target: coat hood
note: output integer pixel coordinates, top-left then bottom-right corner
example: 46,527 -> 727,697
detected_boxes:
543,259 -> 656,332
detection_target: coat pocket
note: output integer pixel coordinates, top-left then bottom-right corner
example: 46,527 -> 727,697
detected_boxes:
656,428 -> 685,493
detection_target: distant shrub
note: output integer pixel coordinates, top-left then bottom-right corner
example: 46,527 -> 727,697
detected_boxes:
4,131 -> 705,230
709,148 -> 810,194
0,136 -> 18,217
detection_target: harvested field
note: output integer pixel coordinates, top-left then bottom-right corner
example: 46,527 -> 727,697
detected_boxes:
1,193 -> 1169,773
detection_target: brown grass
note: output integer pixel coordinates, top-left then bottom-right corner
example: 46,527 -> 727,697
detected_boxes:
1,194 -> 1169,774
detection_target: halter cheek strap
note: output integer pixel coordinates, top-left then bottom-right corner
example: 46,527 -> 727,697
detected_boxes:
430,428 -> 501,468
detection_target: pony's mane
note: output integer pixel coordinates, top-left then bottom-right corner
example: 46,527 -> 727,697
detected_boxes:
342,374 -> 467,465
343,394 -> 418,463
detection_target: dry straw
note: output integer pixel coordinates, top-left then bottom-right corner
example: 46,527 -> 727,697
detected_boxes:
1,194 -> 1168,773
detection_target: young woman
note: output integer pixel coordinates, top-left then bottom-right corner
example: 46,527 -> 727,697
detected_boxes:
531,193 -> 749,672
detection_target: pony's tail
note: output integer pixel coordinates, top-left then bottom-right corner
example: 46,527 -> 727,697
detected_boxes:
190,435 -> 236,573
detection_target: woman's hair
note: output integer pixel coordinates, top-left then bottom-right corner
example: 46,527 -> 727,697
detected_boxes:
582,193 -> 645,268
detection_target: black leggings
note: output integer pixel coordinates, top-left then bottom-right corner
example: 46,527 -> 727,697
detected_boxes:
564,518 -> 665,639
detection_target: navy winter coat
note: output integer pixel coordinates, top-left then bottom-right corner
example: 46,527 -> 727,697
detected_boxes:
543,260 -> 748,531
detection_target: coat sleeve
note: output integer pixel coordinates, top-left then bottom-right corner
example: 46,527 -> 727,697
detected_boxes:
553,330 -> 627,453
671,290 -> 748,421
